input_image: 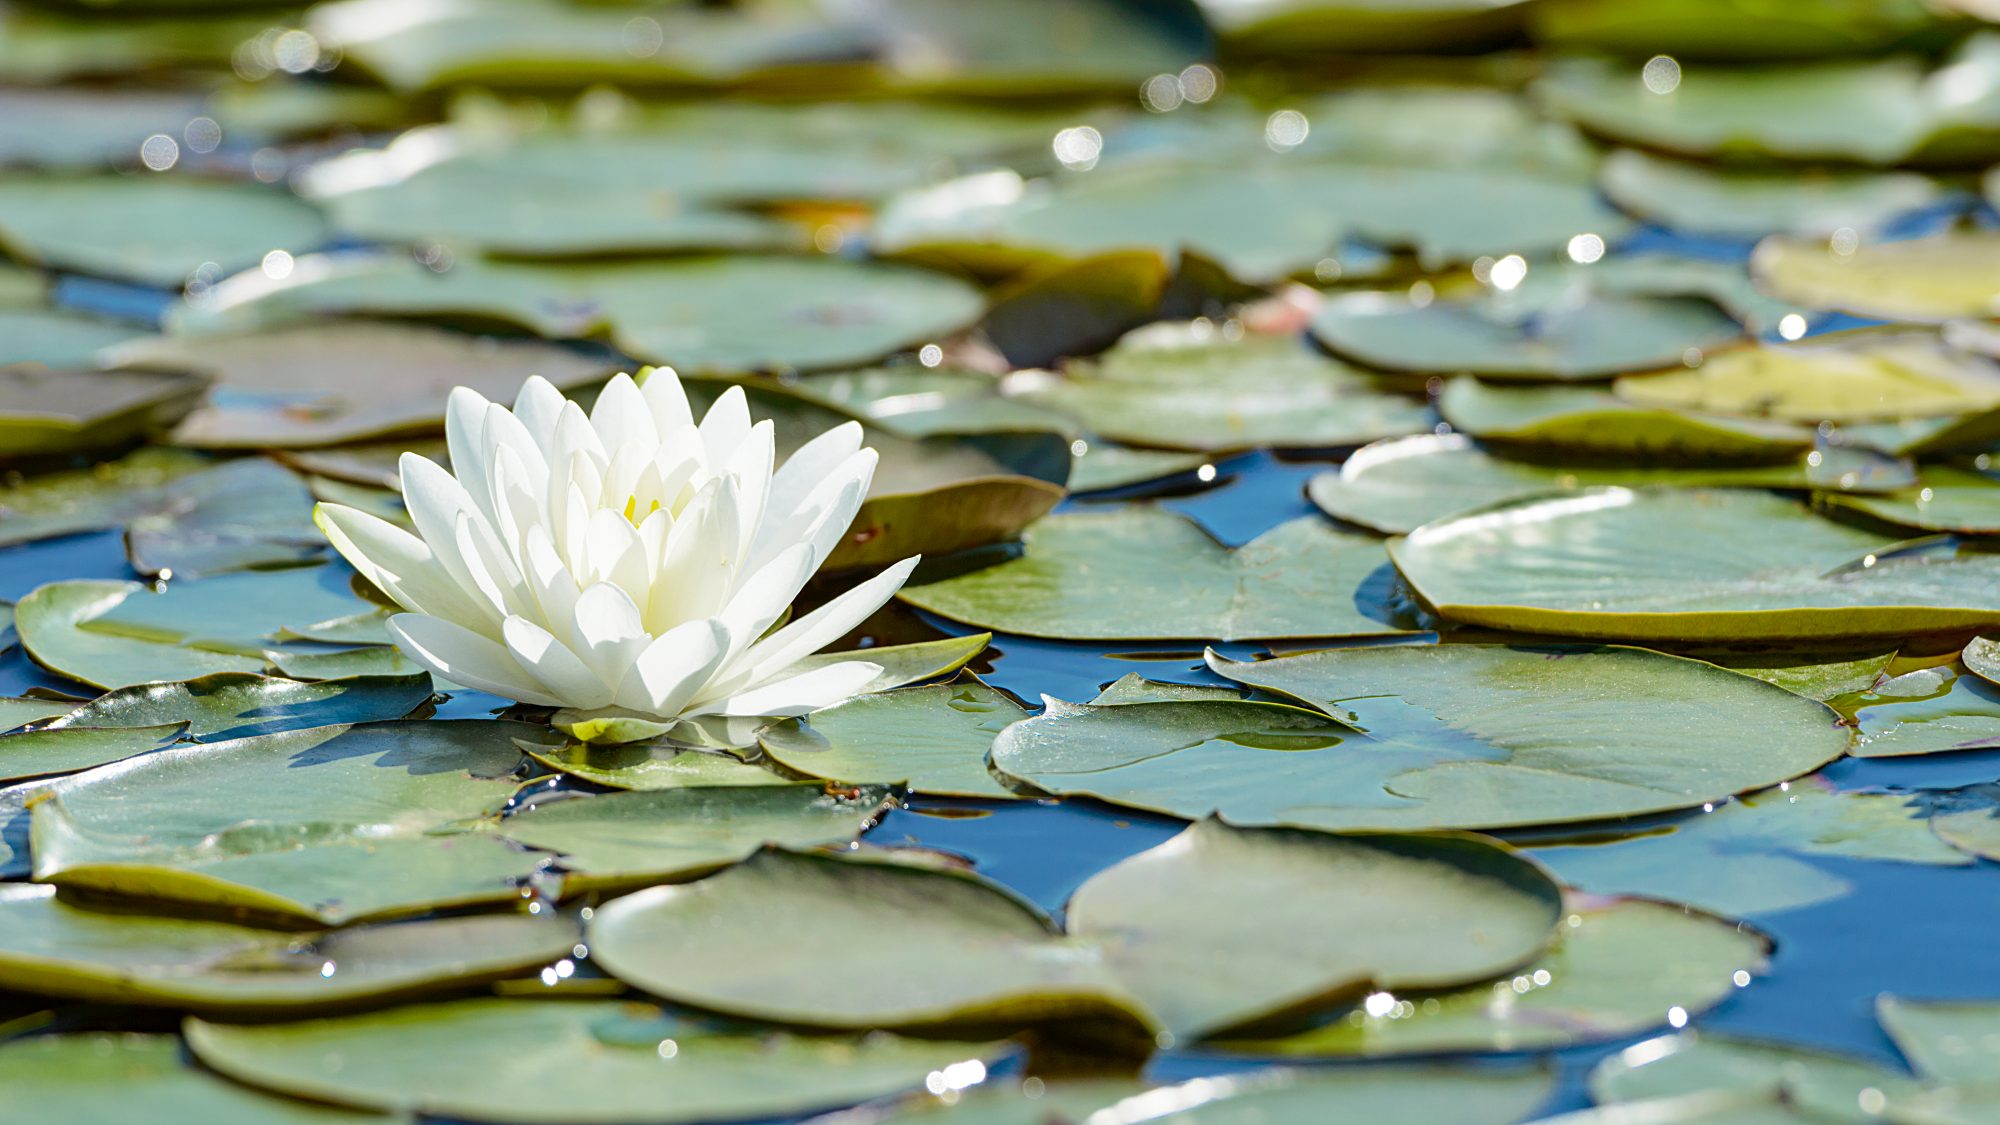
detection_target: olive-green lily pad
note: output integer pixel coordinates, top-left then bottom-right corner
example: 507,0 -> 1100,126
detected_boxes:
1751,231 -> 2000,323
186,996 -> 1010,1124
525,743 -> 793,792
1832,663 -> 2000,758
18,579 -> 270,688
1965,635 -> 2000,685
491,784 -> 895,893
1694,647 -> 1896,702
1311,287 -> 1743,381
1089,674 -> 1244,706
1389,487 -> 2000,642
1196,0 -> 1531,53
123,457 -> 326,578
0,366 -> 207,459
0,1033 -> 394,1125
1069,442 -> 1215,493
171,251 -> 986,375
0,175 -> 329,289
1614,333 -> 2000,425
1440,378 -> 1813,460
0,883 -> 577,1014
1234,897 -> 1768,1056
110,321 -> 615,448
1534,38 -> 2000,165
0,4 -> 278,83
0,695 -> 74,731
45,671 -> 433,741
1878,996 -> 2000,1088
796,366 -> 1072,439
760,679 -> 1028,799
591,819 -> 1562,1039
1534,778 -> 1968,917
0,86 -> 213,169
0,306 -> 148,369
0,722 -> 185,783
1311,434 -> 1908,536
1528,0 -> 1952,60
30,720 -> 552,925
1825,467 -> 2000,533
264,646 -> 423,682
1598,149 -> 1948,238
899,508 -> 1414,642
0,445 -> 210,545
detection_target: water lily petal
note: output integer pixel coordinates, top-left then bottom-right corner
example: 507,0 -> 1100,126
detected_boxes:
618,617 -> 731,716
698,384 -> 752,465
738,555 -> 921,686
398,454 -> 506,629
589,372 -> 660,459
388,612 -> 563,706
768,420 -> 864,520
513,375 -> 567,454
316,503 -> 488,625
572,581 -> 650,689
638,366 -> 693,436
503,614 -> 613,709
698,659 -> 884,718
445,385 -> 497,527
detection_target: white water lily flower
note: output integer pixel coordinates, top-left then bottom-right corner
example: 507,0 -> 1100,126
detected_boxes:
314,368 -> 917,741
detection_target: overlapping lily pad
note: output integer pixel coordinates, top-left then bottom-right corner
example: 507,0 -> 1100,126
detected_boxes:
1235,898 -> 1767,1056
1751,232 -> 2000,322
43,671 -> 432,741
0,1033 -> 394,1125
988,646 -> 1845,832
122,457 -> 326,578
1528,0 -> 1953,59
1598,149 -> 1948,238
590,819 -> 1562,1039
1832,663 -> 2000,758
0,175 -> 329,289
1439,378 -> 1813,460
1388,488 -> 2000,642
109,321 -> 615,448
1825,467 -> 2000,534
1613,332 -> 2000,424
0,445 -> 210,545
0,883 -> 576,1013
759,679 -> 1028,799
170,251 -> 987,375
1196,0 -> 1531,52
898,508 -> 1414,642
188,996 -> 1010,1125
0,366 -> 207,458
0,306 -> 148,369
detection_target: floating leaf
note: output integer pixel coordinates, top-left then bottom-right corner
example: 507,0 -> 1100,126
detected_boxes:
0,367 -> 206,459
1878,996 -> 2000,1088
0,306 -> 147,369
1589,1031 -> 1964,1122
796,366 -> 1072,439
760,680 -> 1028,799
1598,149 -> 1947,238
1825,467 -> 2000,533
0,722 -> 184,783
1832,663 -> 2000,758
186,996 -> 1009,1124
44,671 -> 432,741
0,446 -> 211,545
1751,231 -> 2000,323
1235,898 -> 1768,1056
1613,332 -> 2000,425
1697,647 -> 1896,702
1534,779 -> 1968,917
1310,434 -> 1907,535
18,579 -> 270,688
1388,488 -> 2000,642
525,743 -> 793,792
123,458 -> 325,578
1528,0 -> 1952,60
0,1033 -> 391,1125
171,251 -> 986,374
900,508 -> 1413,642
590,819 -> 1562,1039
0,883 -> 576,1014
110,322 -> 615,449
1196,0 -> 1531,52
0,175 -> 328,289
1439,378 -> 1812,461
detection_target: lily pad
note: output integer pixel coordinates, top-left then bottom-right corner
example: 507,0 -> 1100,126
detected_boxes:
1833,663 -> 2000,758
1527,0 -> 1952,60
1234,898 -> 1768,1056
1613,332 -> 2000,425
1598,149 -> 1948,238
1825,467 -> 2000,534
0,306 -> 148,369
185,996 -> 1010,1124
1534,778 -> 1968,917
0,86 -> 213,169
1877,996 -> 2000,1088
590,819 -> 1562,1039
759,680 -> 1029,799
43,671 -> 433,741
0,883 -> 576,1014
30,720 -> 551,924
18,579 -> 270,688
900,508 -> 1413,642
1310,434 -> 1907,536
1196,0 -> 1531,53
0,1033 -> 393,1125
172,251 -> 987,375
0,366 -> 207,458
1439,378 -> 1812,460
110,321 -> 615,448
1388,487 -> 2000,642
1590,1033 -> 1940,1121
122,457 -> 327,578
0,446 -> 211,545
1966,635 -> 2000,685
525,743 -> 793,792
1751,231 -> 2000,323
1311,287 -> 1743,381
0,175 -> 329,289
0,722 -> 185,783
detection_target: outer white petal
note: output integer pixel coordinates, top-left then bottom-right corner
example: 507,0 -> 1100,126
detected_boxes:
616,617 -> 730,716
767,420 -> 863,521
638,366 -> 693,435
399,453 -> 504,626
388,613 -> 564,706
716,543 -> 815,659
722,420 -> 774,578
694,660 -> 883,718
754,448 -> 874,572
571,582 -> 650,689
502,615 -> 613,709
452,510 -> 533,621
316,503 -> 488,626
697,384 -> 751,464
733,555 -> 920,686
444,386 -> 497,525
522,525 -> 581,643
589,373 -> 660,458
513,375 -> 567,455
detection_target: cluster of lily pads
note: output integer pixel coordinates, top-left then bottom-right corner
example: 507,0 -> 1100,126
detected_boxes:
18,0 -> 2000,1122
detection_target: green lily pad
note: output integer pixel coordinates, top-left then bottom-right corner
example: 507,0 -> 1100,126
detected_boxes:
186,996 -> 1009,1124
1751,231 -> 2000,323
30,720 -> 550,925
0,695 -> 74,731
1965,635 -> 2000,685
0,4 -> 278,83
795,366 -> 1072,439
1833,663 -> 2000,758
1069,442 -> 1216,492
0,175 -> 329,289
1534,778 -> 1968,917
1388,487 -> 2000,642
44,671 -> 433,741
172,251 -> 987,375
1696,647 -> 1897,701
123,457 -> 326,578
0,306 -> 148,369
1878,996 -> 2000,1088
18,580 -> 269,689
0,722 -> 186,783
0,1033 -> 394,1125
0,86 -> 212,169
760,679 -> 1029,799
1825,467 -> 2000,533
110,321 -> 614,449
1528,0 -> 1952,60
1598,149 -> 1947,237
1311,286 -> 1743,381
1534,37 -> 2000,165
0,446 -> 210,545
491,784 -> 895,893
1234,897 -> 1768,1056
1196,0 -> 1531,53
1614,332 -> 2000,425
591,819 -> 1561,1039
1589,1032 -> 1949,1122
264,646 -> 423,682
0,883 -> 576,1014
899,508 -> 1414,642
0,366 -> 207,459
1310,434 -> 1909,535
525,743 -> 793,792
1088,675 -> 1244,705
1439,378 -> 1813,461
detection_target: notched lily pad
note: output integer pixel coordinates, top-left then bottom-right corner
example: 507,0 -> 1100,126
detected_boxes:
1833,663 -> 2000,758
760,679 -> 1028,799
